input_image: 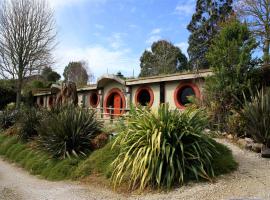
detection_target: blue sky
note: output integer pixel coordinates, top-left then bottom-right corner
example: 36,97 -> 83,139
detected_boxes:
49,0 -> 196,80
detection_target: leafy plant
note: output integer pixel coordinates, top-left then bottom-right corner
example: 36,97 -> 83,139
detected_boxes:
226,110 -> 246,137
0,109 -> 20,130
241,89 -> 270,147
111,104 -> 218,190
37,106 -> 103,158
18,107 -> 41,141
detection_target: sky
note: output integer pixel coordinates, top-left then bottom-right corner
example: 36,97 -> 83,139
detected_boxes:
48,0 -> 196,80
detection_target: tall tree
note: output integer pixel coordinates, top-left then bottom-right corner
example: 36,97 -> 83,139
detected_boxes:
237,0 -> 270,66
63,61 -> 90,86
0,0 -> 56,108
139,40 -> 188,77
204,18 -> 259,130
42,66 -> 61,82
187,0 -> 234,69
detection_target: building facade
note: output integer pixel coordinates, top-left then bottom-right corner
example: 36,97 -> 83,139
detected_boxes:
34,70 -> 212,118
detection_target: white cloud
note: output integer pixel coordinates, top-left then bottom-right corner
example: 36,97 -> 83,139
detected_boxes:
175,42 -> 189,56
107,32 -> 126,50
53,45 -> 139,79
150,28 -> 161,35
146,35 -> 162,44
175,0 -> 195,16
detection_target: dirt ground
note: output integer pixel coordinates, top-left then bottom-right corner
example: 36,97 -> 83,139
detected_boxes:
0,139 -> 270,200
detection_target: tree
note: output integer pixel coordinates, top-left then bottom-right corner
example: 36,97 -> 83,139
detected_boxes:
0,0 -> 56,109
187,0 -> 234,69
63,61 -> 89,86
42,66 -> 61,82
139,40 -> 188,77
237,0 -> 270,66
204,18 -> 260,130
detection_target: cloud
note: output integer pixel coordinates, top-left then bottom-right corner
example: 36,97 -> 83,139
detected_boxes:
175,0 -> 195,16
53,45 -> 139,79
146,35 -> 162,44
150,28 -> 161,35
175,42 -> 189,56
47,0 -> 107,9
107,32 -> 126,50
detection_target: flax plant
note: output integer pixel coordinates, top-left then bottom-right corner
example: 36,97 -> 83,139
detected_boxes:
111,104 -> 217,190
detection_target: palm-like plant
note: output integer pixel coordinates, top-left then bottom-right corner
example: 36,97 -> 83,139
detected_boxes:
111,104 -> 217,189
38,106 -> 103,158
241,89 -> 270,147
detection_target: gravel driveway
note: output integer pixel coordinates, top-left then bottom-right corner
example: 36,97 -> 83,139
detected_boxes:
1,139 -> 270,200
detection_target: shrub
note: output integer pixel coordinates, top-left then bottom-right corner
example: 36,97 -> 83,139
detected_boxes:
226,110 -> 246,137
37,106 -> 103,158
111,104 -> 218,190
241,90 -> 270,147
0,109 -> 20,129
18,107 -> 41,141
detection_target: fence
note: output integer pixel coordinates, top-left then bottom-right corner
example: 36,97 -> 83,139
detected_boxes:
89,107 -> 130,124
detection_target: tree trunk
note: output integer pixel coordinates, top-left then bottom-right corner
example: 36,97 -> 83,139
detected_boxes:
16,77 -> 22,109
263,38 -> 270,66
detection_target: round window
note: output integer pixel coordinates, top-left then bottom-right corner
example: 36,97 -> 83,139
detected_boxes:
89,92 -> 99,107
174,83 -> 200,109
135,86 -> 154,107
177,86 -> 195,106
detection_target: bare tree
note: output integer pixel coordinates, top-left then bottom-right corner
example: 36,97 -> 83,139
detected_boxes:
0,0 -> 56,108
237,0 -> 270,66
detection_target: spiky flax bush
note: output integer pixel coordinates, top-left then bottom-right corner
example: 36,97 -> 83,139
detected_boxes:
241,90 -> 270,147
111,104 -> 217,190
38,106 -> 103,158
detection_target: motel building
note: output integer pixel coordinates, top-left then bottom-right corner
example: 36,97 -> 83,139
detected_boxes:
33,69 -> 212,119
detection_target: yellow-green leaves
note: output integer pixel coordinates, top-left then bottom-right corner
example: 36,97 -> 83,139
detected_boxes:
111,104 -> 216,190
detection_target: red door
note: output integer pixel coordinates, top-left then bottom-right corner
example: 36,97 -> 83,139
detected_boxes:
114,94 -> 121,116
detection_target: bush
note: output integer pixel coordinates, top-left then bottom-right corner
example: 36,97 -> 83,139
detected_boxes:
0,109 -> 20,130
18,107 -> 41,141
241,90 -> 270,147
111,105 -> 219,190
226,110 -> 246,137
37,106 -> 103,158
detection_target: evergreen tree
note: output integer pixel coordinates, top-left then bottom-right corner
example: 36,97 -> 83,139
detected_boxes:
187,0 -> 233,69
139,40 -> 188,77
204,17 -> 260,130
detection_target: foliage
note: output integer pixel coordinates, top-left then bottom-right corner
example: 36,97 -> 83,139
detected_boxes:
226,110 -> 246,137
0,109 -> 19,130
204,18 -> 260,131
63,61 -> 90,86
37,106 -> 103,158
73,139 -> 120,179
111,105 -> 218,190
18,107 -> 41,141
0,134 -> 81,180
241,89 -> 270,147
187,0 -> 233,69
139,40 -> 188,77
42,66 -> 61,82
0,79 -> 16,110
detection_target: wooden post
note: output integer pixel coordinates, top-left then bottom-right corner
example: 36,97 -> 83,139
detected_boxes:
109,106 -> 113,124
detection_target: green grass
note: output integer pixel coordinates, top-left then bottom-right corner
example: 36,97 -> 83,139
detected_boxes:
73,139 -> 120,179
0,133 -> 237,189
0,134 -> 82,181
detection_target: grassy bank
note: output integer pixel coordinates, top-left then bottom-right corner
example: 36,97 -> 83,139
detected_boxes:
0,133 -> 237,189
0,134 -> 81,180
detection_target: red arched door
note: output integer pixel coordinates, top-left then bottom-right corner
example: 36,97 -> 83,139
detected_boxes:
114,93 -> 121,115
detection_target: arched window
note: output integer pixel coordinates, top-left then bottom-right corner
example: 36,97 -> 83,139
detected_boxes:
135,86 -> 154,107
174,83 -> 200,109
89,92 -> 99,108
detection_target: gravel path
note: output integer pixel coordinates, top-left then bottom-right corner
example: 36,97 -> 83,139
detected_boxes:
1,139 -> 270,200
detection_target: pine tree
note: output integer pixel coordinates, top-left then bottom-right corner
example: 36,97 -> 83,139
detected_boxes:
187,0 -> 233,69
